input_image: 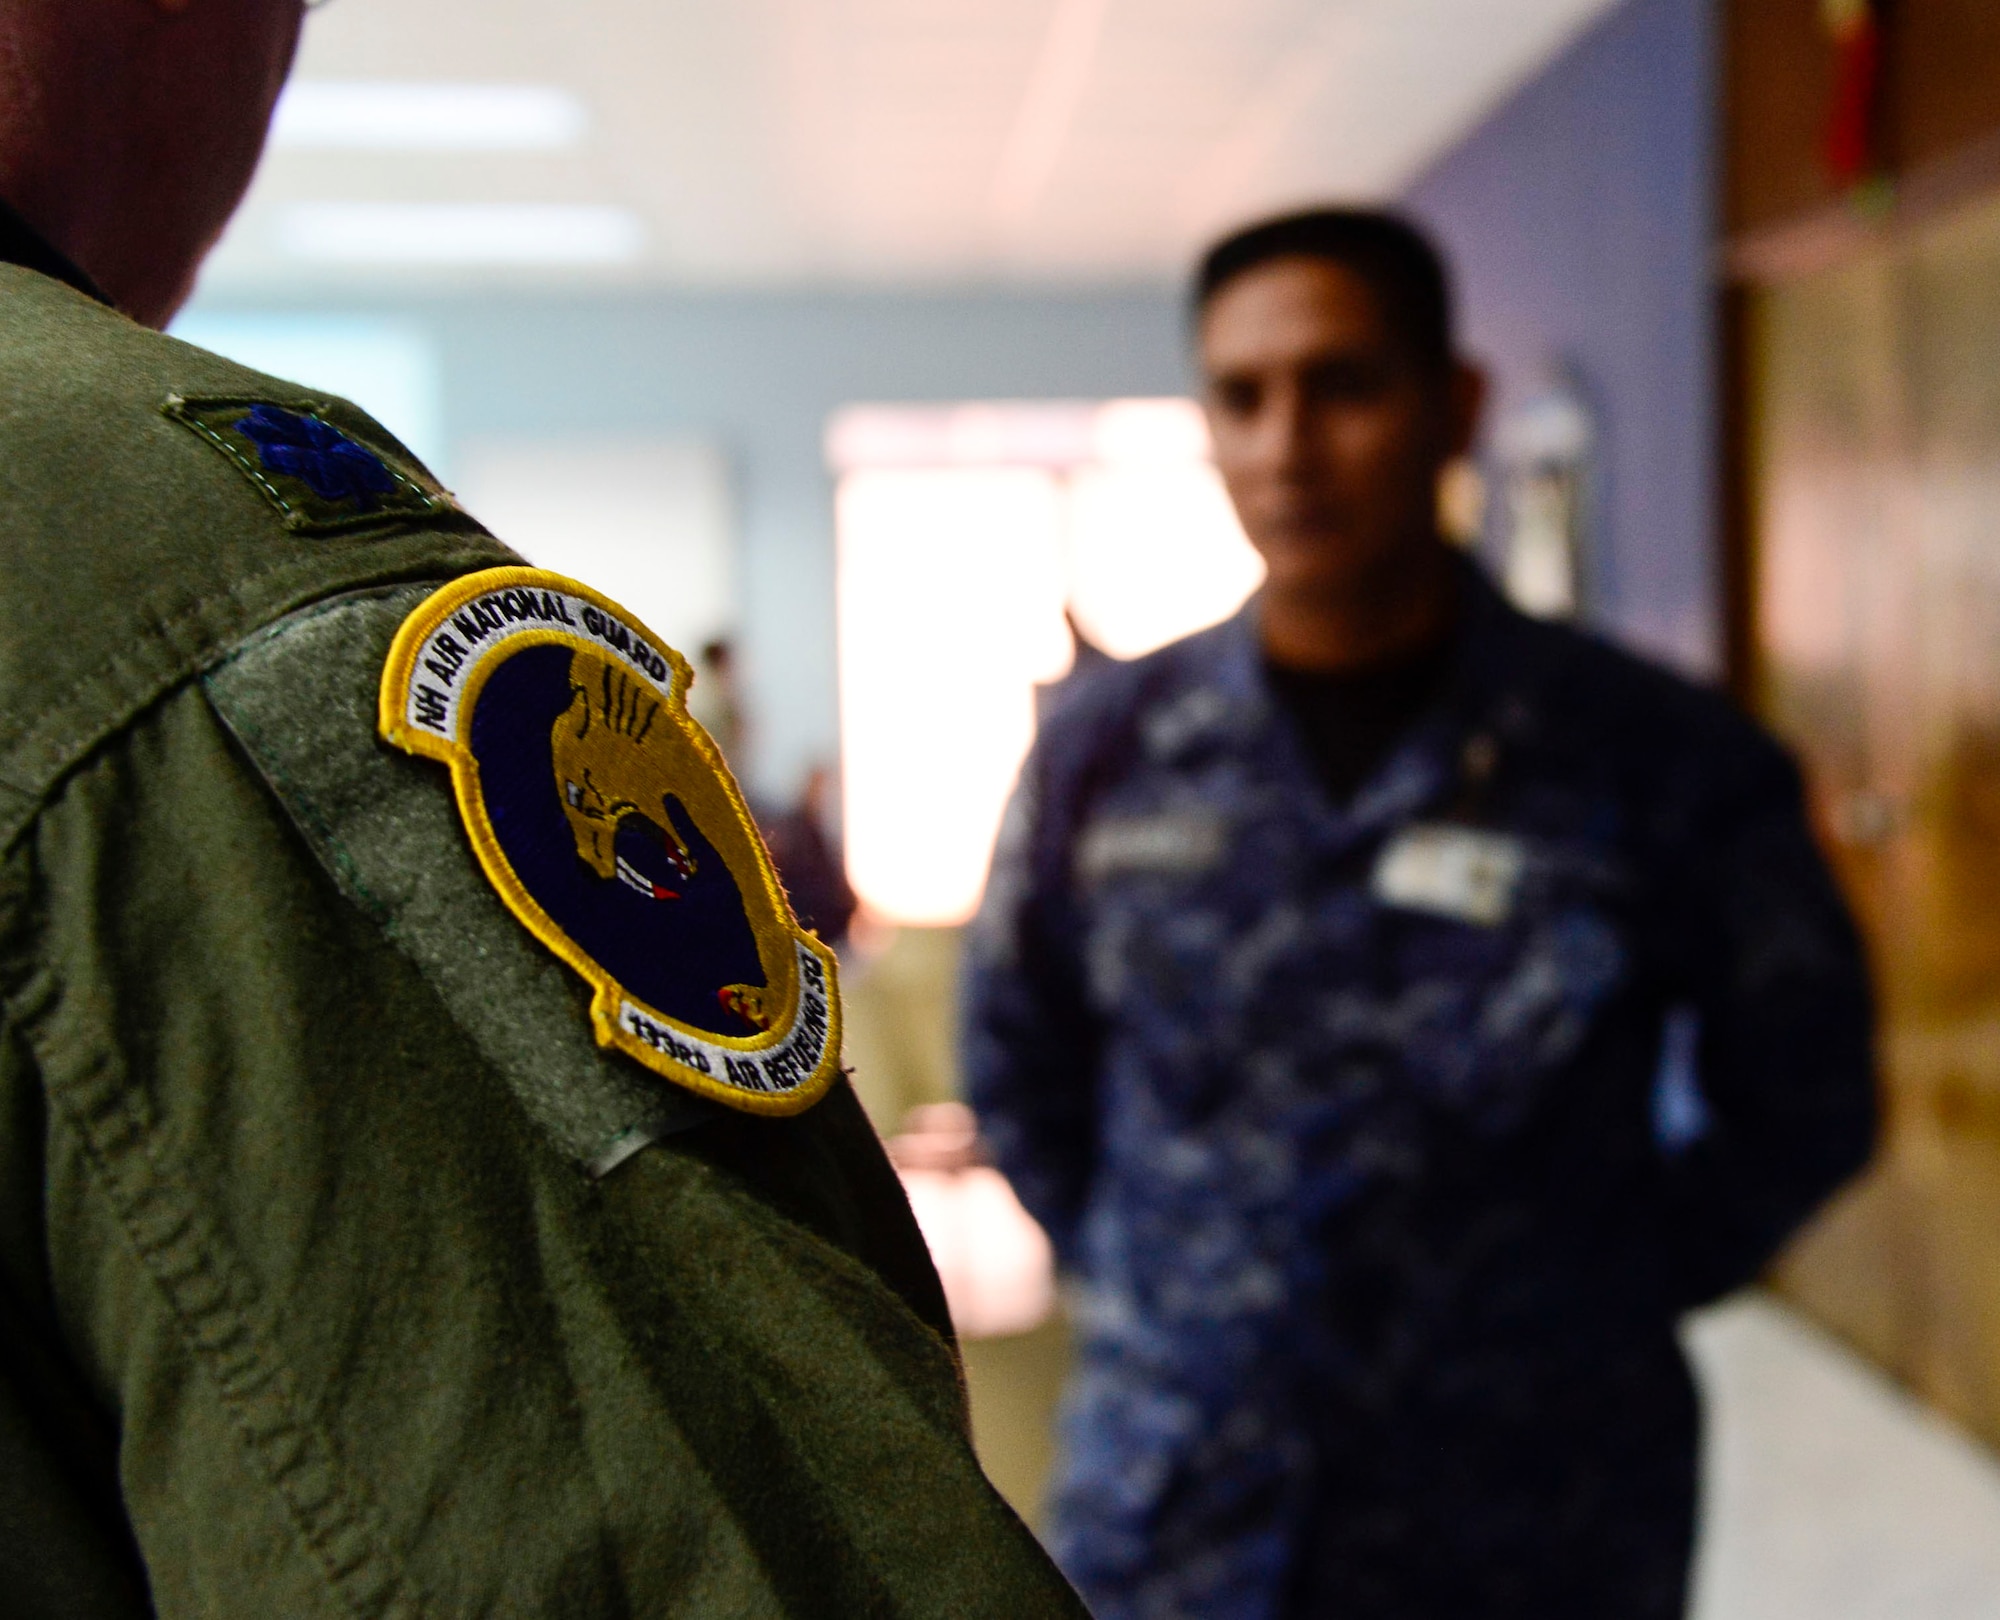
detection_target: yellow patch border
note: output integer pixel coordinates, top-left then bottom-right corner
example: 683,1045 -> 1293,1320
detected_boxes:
379,566 -> 841,1116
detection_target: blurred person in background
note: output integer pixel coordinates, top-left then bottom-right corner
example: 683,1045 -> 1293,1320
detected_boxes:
0,2 -> 1084,1615
760,763 -> 859,949
692,640 -> 858,948
962,208 -> 1877,1619
689,634 -> 746,762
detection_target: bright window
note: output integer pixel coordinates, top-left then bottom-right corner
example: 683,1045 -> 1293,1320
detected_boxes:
832,398 -> 1263,927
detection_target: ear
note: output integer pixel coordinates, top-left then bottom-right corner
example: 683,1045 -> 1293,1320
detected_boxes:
1445,360 -> 1487,460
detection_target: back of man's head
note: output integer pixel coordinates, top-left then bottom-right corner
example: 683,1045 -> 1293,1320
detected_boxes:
0,0 -> 303,327
1193,208 -> 1456,380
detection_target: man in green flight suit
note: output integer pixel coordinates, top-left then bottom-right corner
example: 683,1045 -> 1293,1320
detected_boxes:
0,2 -> 1086,1615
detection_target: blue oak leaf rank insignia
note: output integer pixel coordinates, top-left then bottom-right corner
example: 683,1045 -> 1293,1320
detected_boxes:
235,404 -> 397,508
379,567 -> 841,1115
163,393 -> 456,534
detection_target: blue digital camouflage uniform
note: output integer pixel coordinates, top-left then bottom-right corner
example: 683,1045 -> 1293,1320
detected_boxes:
963,562 -> 1875,1619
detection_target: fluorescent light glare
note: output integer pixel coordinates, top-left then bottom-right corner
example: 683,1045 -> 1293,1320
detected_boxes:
271,82 -> 588,151
838,467 -> 1071,926
277,203 -> 646,266
826,402 -> 1097,472
1091,397 -> 1211,464
835,399 -> 1263,926
826,396 -> 1213,472
1066,462 -> 1261,658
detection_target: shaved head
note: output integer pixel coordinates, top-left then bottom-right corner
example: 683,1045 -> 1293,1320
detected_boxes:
0,0 -> 302,325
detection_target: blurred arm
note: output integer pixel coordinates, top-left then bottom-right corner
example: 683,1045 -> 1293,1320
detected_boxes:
961,753 -> 1103,1269
1661,743 -> 1878,1307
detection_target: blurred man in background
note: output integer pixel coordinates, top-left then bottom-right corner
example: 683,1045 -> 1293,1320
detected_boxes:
0,2 -> 1082,1614
760,764 -> 859,949
963,209 -> 1876,1618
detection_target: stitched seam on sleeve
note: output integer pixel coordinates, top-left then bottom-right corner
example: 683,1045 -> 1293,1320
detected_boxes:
12,978 -> 428,1620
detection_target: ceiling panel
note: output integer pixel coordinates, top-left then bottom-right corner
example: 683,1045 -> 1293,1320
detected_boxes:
200,0 -> 1620,292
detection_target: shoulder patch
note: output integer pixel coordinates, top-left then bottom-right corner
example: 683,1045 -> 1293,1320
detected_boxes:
164,394 -> 457,534
204,586 -> 711,1178
379,567 -> 841,1116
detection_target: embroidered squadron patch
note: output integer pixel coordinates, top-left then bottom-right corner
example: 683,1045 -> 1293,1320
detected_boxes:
378,567 -> 841,1115
165,394 -> 457,534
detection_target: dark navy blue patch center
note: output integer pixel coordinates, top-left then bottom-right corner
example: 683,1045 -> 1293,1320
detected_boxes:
468,642 -> 766,1036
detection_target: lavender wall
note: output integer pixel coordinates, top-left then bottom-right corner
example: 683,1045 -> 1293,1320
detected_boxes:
1403,0 -> 1718,675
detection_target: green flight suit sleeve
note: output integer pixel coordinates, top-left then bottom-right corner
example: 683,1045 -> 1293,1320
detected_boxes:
0,1020 -> 153,1616
0,677 -> 1085,1617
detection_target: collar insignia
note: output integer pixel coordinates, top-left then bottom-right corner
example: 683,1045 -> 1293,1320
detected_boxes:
379,567 -> 841,1115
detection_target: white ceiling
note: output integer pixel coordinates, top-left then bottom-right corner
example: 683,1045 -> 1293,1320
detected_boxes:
203,0 -> 1619,291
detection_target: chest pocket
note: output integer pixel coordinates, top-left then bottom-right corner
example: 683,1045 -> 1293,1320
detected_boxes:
1074,808 -> 1241,1021
1372,823 -> 1524,927
1371,829 -> 1631,1125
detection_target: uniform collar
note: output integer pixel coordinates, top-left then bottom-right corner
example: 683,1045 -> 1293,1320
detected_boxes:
1155,554 -> 1534,835
1206,550 -> 1520,693
0,196 -> 111,306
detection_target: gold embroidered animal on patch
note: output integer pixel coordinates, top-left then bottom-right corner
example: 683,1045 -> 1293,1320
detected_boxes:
554,654 -> 696,897
551,652 -> 776,1032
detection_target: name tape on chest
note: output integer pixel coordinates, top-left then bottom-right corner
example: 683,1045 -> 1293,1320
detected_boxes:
1076,812 -> 1229,885
378,567 -> 840,1115
1372,823 -> 1525,928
